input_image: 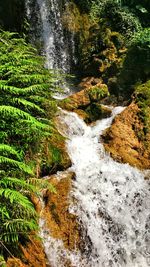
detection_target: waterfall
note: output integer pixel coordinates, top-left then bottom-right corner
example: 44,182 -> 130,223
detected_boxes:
26,0 -> 75,73
26,2 -> 150,265
41,107 -> 150,267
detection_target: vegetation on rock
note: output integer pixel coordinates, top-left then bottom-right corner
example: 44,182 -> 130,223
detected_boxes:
135,81 -> 150,152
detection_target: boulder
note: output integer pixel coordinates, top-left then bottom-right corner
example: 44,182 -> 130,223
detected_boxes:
59,82 -> 109,111
103,102 -> 150,169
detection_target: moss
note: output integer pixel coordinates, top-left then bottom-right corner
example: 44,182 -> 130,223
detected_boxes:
85,103 -> 112,123
88,84 -> 109,102
135,80 -> 150,143
118,29 -> 150,97
39,133 -> 71,176
103,102 -> 150,169
85,103 -> 102,122
42,173 -> 80,250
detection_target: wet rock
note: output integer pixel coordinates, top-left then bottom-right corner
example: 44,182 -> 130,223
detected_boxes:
59,82 -> 110,123
144,170 -> 150,180
41,171 -> 80,250
59,82 -> 109,111
7,258 -> 27,267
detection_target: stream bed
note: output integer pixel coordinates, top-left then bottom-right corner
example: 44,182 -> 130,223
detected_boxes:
40,107 -> 150,267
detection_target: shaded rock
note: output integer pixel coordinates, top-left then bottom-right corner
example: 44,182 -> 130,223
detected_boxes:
85,103 -> 112,123
7,236 -> 48,267
103,102 -> 150,169
59,82 -> 110,123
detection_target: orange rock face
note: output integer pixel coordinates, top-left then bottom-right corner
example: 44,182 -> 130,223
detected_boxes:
7,236 -> 48,267
103,102 -> 150,169
59,82 -> 108,111
42,171 -> 80,250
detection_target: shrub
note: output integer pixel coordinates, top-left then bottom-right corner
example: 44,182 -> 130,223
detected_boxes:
118,28 -> 150,95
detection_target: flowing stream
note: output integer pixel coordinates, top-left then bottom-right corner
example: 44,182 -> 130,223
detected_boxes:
40,107 -> 150,267
26,1 -> 150,266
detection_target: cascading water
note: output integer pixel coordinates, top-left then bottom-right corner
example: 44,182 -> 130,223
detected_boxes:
26,2 -> 150,265
40,107 -> 150,267
26,0 -> 75,73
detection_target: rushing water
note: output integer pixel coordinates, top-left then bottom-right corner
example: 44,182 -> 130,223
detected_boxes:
40,107 -> 150,267
26,0 -> 75,72
26,1 -> 150,265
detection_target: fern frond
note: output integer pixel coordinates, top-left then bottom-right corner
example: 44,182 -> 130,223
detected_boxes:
1,219 -> 38,243
0,105 -> 49,130
8,74 -> 55,85
0,177 -> 36,192
0,188 -> 35,211
29,178 -> 56,193
0,144 -> 21,160
0,205 -> 10,219
4,218 -> 38,232
0,156 -> 33,175
0,31 -> 59,251
11,98 -> 45,114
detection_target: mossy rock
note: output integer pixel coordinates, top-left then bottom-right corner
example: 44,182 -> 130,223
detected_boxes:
59,83 -> 109,112
88,84 -> 109,102
133,80 -> 150,157
85,103 -> 112,123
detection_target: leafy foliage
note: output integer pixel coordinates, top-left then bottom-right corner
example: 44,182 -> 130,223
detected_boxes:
89,0 -> 141,39
118,28 -> 150,94
0,31 -> 58,257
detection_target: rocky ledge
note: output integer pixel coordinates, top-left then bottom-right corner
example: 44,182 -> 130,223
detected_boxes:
59,80 -> 111,123
103,102 -> 150,170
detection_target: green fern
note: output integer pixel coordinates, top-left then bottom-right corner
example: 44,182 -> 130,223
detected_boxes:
0,30 -> 61,254
10,98 -> 45,114
0,106 -> 50,131
0,177 -> 36,192
0,156 -> 33,175
0,144 -> 21,160
0,188 -> 35,210
0,206 -> 10,220
1,219 -> 38,244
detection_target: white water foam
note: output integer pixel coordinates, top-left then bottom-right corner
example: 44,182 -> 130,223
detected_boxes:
40,107 -> 150,267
